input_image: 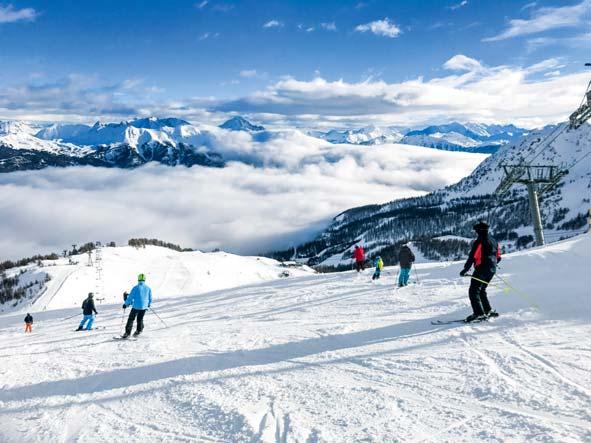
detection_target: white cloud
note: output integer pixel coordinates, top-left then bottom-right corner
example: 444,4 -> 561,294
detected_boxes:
213,57 -> 591,128
263,20 -> 283,29
355,18 -> 401,38
320,22 -> 337,31
195,0 -> 208,9
0,4 -> 37,24
449,1 -> 468,11
0,132 -> 485,259
240,69 -> 258,78
484,0 -> 591,42
443,54 -> 482,72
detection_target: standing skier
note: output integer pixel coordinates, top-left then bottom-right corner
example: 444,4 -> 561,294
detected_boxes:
24,313 -> 33,333
77,292 -> 98,331
460,221 -> 501,322
398,243 -> 415,287
121,273 -> 152,338
352,245 -> 366,272
372,256 -> 384,280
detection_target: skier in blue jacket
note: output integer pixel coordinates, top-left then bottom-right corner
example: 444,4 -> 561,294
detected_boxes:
121,273 -> 152,338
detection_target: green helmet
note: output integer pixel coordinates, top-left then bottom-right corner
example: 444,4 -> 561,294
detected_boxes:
138,273 -> 146,282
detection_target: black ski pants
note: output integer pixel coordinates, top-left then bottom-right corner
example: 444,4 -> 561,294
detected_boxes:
125,308 -> 146,335
468,270 -> 494,316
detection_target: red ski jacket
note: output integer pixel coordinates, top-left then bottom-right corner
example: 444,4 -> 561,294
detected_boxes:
353,247 -> 365,262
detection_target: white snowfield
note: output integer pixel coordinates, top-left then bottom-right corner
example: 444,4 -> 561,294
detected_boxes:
0,236 -> 590,442
15,246 -> 313,312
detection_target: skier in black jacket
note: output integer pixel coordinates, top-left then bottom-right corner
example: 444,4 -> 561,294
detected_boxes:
398,244 -> 415,287
460,221 -> 501,322
76,292 -> 98,331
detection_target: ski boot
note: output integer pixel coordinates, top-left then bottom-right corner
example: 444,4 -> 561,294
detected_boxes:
120,332 -> 130,339
465,313 -> 487,323
486,310 -> 499,318
133,330 -> 141,337
76,326 -> 83,331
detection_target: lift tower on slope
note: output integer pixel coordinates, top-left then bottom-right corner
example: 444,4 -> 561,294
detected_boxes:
495,63 -> 591,247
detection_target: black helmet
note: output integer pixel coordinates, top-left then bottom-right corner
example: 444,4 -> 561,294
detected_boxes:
88,292 -> 94,297
473,221 -> 489,232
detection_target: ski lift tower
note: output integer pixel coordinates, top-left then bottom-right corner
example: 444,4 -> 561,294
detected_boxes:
495,63 -> 591,246
94,242 -> 104,303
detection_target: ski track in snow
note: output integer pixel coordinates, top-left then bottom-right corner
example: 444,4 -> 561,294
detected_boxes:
1,238 -> 591,442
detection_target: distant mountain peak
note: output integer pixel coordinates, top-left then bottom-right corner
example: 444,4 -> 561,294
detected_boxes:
219,116 -> 265,132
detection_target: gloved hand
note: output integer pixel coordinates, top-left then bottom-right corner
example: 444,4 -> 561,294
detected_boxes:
122,304 -> 127,309
459,269 -> 468,277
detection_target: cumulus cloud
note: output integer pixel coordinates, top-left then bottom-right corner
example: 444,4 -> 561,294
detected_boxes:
263,20 -> 283,29
0,131 -> 485,259
0,4 -> 37,24
212,56 -> 591,128
442,54 -> 482,72
355,18 -> 401,38
2,56 -> 589,129
484,0 -> 591,42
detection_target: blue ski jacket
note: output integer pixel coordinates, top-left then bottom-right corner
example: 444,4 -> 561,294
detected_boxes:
124,282 -> 153,310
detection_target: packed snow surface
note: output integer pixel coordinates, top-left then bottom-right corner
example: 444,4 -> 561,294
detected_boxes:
0,236 -> 590,442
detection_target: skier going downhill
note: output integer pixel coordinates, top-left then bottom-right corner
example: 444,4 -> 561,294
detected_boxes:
398,244 -> 416,287
77,293 -> 98,331
372,256 -> 384,280
352,245 -> 366,272
121,273 -> 153,338
24,313 -> 33,333
460,221 -> 501,322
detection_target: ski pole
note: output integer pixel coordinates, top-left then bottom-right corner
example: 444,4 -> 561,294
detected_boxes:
463,274 -> 508,292
120,308 -> 126,335
413,266 -> 420,285
494,273 -> 539,309
62,313 -> 79,321
149,307 -> 169,328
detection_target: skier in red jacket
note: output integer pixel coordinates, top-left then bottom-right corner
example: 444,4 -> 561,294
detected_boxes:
352,245 -> 366,272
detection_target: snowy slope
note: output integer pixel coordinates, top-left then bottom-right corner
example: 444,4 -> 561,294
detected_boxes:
285,121 -> 590,268
312,122 -> 529,152
0,234 -> 589,441
0,120 -> 88,155
1,245 -> 314,314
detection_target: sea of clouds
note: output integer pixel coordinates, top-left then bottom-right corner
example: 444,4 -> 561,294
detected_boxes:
0,131 -> 486,259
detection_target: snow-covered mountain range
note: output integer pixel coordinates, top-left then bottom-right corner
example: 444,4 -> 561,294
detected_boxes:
274,121 -> 591,268
1,117 -> 532,173
311,122 -> 530,153
0,116 -> 269,171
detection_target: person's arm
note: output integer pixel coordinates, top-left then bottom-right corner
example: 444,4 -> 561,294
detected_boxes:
410,251 -> 415,262
124,287 -> 136,307
148,288 -> 152,308
462,239 -> 480,273
92,300 -> 98,315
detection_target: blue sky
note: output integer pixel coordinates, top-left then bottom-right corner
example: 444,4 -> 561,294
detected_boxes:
1,0 -> 591,127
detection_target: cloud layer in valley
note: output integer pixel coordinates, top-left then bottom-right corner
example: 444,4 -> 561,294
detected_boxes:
0,132 -> 486,259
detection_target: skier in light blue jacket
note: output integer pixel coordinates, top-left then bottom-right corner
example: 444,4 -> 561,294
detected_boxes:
121,273 -> 152,338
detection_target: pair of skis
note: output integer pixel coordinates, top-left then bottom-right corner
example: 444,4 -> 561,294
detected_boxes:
431,317 -> 489,325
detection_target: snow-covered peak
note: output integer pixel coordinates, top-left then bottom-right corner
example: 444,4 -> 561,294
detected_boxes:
0,120 -> 38,136
312,125 -> 404,145
219,116 -> 265,132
